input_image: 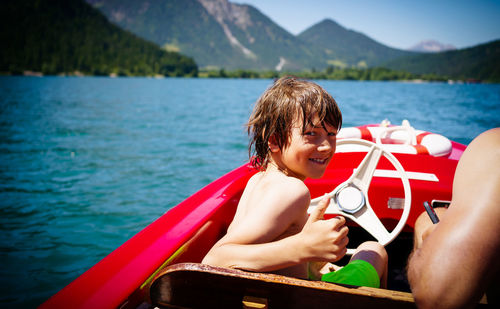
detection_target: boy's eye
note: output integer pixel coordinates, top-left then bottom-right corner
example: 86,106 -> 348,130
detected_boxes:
304,131 -> 316,136
328,132 -> 337,137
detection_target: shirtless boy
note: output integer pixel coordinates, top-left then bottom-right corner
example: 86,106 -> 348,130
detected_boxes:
203,77 -> 387,288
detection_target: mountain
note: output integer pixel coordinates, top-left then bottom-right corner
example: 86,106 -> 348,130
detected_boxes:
4,0 -> 495,80
88,0 -> 324,71
297,19 -> 417,68
0,0 -> 197,76
384,40 -> 500,82
407,40 -> 456,53
88,0 -> 414,71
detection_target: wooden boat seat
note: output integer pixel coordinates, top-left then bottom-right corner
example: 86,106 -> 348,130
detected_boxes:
150,263 -> 416,308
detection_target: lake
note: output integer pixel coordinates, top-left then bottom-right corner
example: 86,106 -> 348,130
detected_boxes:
0,76 -> 499,307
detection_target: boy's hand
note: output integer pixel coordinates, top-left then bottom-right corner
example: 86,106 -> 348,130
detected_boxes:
302,195 -> 349,262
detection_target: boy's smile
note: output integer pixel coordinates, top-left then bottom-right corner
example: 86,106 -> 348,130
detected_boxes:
269,116 -> 337,181
309,157 -> 329,165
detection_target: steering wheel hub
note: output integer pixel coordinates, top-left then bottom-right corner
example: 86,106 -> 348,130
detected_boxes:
336,185 -> 365,214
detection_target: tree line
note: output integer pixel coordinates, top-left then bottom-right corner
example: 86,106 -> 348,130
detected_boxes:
199,66 -> 448,82
0,0 -> 198,77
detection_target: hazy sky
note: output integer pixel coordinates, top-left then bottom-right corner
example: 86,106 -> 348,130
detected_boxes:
233,0 -> 500,50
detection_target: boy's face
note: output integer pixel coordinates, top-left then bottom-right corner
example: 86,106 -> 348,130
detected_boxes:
274,115 -> 337,181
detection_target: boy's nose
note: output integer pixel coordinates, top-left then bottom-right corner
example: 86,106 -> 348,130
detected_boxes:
318,139 -> 334,152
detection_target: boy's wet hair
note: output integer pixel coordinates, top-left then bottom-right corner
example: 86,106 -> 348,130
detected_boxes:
247,76 -> 342,169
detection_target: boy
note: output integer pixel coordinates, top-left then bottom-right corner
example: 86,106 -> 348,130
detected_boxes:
202,76 -> 387,288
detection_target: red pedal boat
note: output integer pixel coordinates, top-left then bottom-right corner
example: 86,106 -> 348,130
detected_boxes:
41,121 -> 467,308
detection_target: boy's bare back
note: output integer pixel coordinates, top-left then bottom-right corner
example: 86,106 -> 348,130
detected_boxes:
218,170 -> 311,277
202,167 -> 350,278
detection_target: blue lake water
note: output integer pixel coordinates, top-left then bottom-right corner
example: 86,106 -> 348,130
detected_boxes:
1,76 -> 499,307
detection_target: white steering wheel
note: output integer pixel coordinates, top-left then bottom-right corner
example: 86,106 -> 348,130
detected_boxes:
309,138 -> 411,255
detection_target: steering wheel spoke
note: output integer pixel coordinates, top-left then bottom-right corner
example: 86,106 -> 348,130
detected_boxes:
350,145 -> 383,192
350,202 -> 391,244
308,194 -> 342,215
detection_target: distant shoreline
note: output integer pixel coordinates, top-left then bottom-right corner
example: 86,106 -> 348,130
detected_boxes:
0,69 -> 491,84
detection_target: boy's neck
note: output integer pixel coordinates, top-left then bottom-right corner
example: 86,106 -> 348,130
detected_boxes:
266,159 -> 305,181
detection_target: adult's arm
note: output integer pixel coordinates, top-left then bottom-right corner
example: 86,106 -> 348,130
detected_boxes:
408,128 -> 500,308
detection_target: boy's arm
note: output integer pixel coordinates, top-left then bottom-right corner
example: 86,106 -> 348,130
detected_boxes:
202,183 -> 349,272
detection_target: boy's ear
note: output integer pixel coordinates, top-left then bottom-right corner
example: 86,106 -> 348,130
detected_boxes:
268,135 -> 280,153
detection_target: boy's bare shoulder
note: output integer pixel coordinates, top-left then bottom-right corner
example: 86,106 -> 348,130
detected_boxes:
226,171 -> 311,242
252,171 -> 311,211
